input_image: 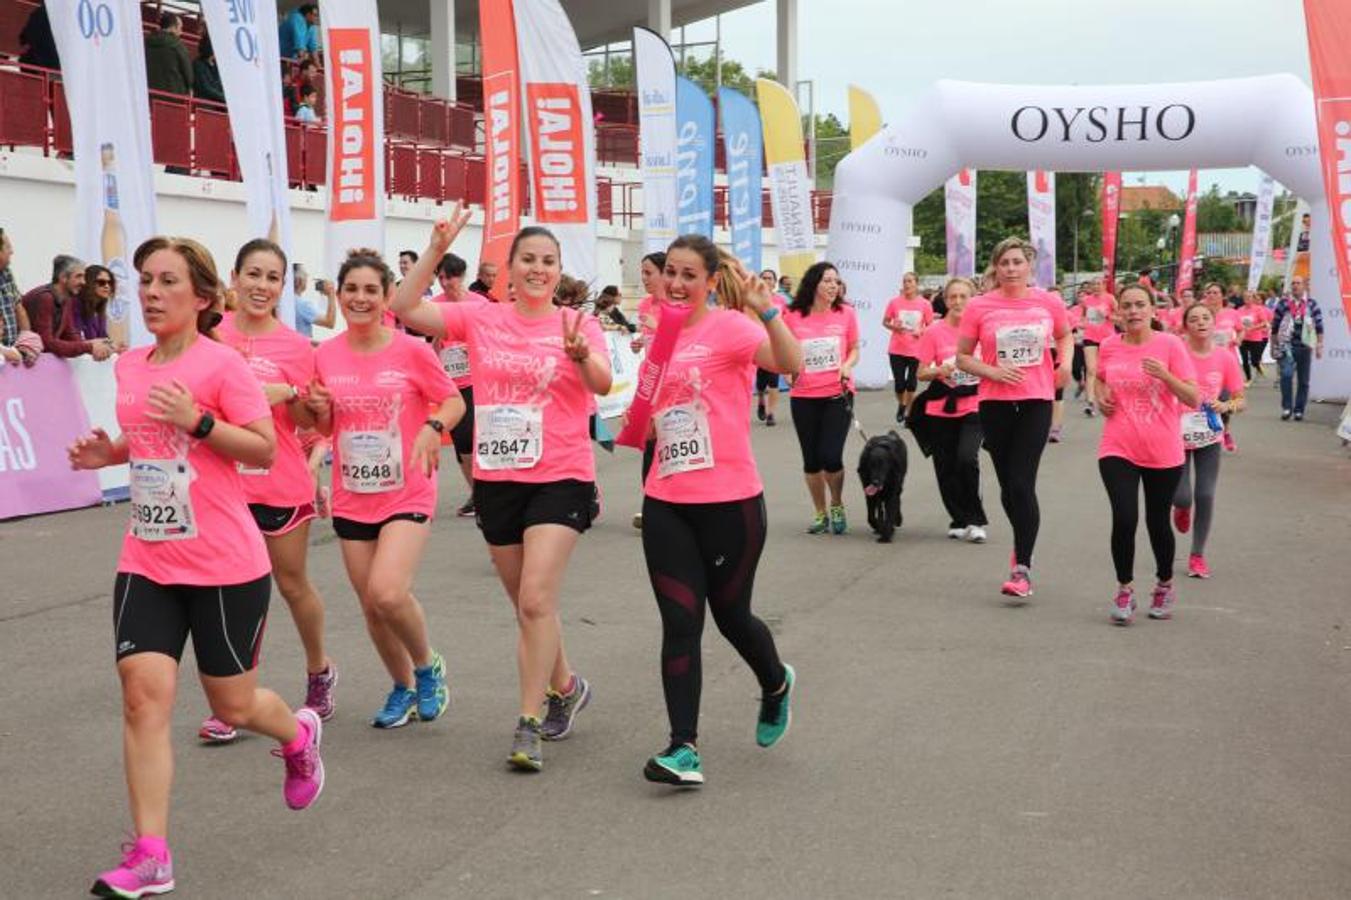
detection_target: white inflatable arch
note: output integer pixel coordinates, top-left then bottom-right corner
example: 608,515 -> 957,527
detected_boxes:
828,74 -> 1349,398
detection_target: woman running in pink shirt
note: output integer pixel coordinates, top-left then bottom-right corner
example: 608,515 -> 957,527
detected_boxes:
308,249 -> 464,731
392,209 -> 613,773
955,238 -> 1072,599
638,235 -> 802,787
70,237 -> 324,899
882,271 -> 933,425
1094,285 -> 1199,624
1077,276 -> 1116,415
198,239 -> 336,746
1172,302 -> 1246,579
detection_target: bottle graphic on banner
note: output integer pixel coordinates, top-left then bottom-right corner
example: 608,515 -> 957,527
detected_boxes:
265,152 -> 281,244
100,142 -> 132,348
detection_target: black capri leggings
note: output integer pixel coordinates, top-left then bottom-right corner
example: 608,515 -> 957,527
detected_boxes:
642,493 -> 785,747
1098,456 -> 1184,585
790,394 -> 851,474
978,399 -> 1052,568
1240,339 -> 1267,381
889,354 -> 920,393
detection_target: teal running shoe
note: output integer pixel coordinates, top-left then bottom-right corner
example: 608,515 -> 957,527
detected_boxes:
806,512 -> 829,534
643,743 -> 704,786
371,684 -> 417,729
756,663 -> 795,748
414,652 -> 450,722
829,505 -> 847,535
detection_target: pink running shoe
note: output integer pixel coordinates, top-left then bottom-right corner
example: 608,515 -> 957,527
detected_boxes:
275,708 -> 325,811
1149,582 -> 1177,619
1187,554 -> 1210,579
1222,431 -> 1237,453
198,716 -> 237,744
303,663 -> 338,722
1172,505 -> 1191,534
1001,568 -> 1033,599
1110,587 -> 1136,625
91,839 -> 174,898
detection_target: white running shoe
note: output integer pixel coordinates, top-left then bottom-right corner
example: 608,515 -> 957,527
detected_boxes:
964,525 -> 987,543
946,526 -> 966,540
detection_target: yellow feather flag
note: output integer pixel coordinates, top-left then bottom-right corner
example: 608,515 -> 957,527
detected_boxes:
755,78 -> 817,281
848,85 -> 882,150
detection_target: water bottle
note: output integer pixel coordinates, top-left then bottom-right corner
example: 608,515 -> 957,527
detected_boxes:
1202,402 -> 1223,433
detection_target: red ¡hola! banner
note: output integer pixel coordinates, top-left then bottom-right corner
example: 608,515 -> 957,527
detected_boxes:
1303,0 -> 1351,323
1101,171 -> 1122,292
1177,168 -> 1199,293
478,0 -> 520,294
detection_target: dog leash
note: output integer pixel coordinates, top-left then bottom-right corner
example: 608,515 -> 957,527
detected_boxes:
838,390 -> 870,443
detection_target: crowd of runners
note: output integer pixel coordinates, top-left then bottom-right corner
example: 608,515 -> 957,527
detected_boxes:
68,204 -> 1328,897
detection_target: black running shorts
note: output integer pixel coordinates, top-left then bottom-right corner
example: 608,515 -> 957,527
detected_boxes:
473,478 -> 594,546
112,572 -> 271,677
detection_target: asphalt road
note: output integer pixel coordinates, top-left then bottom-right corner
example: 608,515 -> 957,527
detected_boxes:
3,388 -> 1350,899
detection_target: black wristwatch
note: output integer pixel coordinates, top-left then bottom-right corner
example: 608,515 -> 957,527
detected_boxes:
190,410 -> 216,440
423,418 -> 446,435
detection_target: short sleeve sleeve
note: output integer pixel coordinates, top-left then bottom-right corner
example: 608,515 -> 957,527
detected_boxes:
1222,352 -> 1244,395
728,311 -> 765,366
409,338 -> 459,405
914,329 -> 936,368
440,302 -> 469,342
216,349 -> 271,425
958,300 -> 983,343
1049,301 -> 1070,339
1169,337 -> 1196,384
845,307 -> 860,347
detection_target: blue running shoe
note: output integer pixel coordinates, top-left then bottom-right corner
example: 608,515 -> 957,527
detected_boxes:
644,744 -> 704,786
371,684 -> 417,729
756,663 -> 795,748
414,652 -> 450,722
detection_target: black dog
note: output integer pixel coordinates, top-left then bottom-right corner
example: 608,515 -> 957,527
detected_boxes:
857,431 -> 907,543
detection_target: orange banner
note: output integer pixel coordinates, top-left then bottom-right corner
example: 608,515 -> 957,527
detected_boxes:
1303,0 -> 1351,321
478,0 -> 520,290
1102,172 -> 1121,292
327,28 -> 376,221
1177,168 -> 1199,293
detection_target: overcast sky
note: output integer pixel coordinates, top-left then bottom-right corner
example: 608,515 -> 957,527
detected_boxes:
673,0 -> 1313,196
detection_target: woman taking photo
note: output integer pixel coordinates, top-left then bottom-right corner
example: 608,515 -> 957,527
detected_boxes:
308,249 -> 464,731
1172,302 -> 1245,580
955,238 -> 1072,599
637,235 -> 802,786
199,239 -> 336,745
69,237 -> 324,899
882,271 -> 933,425
1094,285 -> 1199,624
392,208 -> 613,773
783,262 -> 859,535
913,277 -> 988,543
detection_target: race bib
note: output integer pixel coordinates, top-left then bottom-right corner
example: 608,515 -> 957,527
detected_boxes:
899,310 -> 922,332
1213,330 -> 1231,348
1086,307 -> 1106,325
654,403 -> 714,478
339,427 -> 404,493
237,461 -> 269,476
476,404 -> 543,470
801,337 -> 841,374
129,458 -> 197,542
942,355 -> 980,387
1241,315 -> 1255,330
1181,411 -> 1221,450
995,323 -> 1046,368
439,343 -> 470,380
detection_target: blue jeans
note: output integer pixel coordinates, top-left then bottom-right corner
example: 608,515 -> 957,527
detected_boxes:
1279,344 -> 1312,414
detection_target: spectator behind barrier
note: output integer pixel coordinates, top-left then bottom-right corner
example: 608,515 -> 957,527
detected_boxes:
193,30 -> 226,104
145,13 -> 193,97
0,228 -> 42,366
21,254 -> 113,360
286,58 -> 319,116
18,1 -> 59,70
295,85 -> 320,123
59,264 -> 118,349
469,260 -> 498,299
279,4 -> 320,63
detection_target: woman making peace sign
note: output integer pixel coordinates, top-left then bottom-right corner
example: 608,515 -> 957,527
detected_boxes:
391,208 -> 612,773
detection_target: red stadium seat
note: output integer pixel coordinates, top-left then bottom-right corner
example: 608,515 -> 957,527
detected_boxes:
0,67 -> 47,149
150,96 -> 191,168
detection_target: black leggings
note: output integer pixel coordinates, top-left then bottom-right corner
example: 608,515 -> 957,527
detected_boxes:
1240,339 -> 1266,380
929,413 -> 987,528
790,394 -> 851,473
978,399 -> 1052,567
1098,456 -> 1183,585
889,354 -> 919,393
642,494 -> 785,747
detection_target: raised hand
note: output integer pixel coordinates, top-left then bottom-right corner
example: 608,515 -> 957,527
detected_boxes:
146,379 -> 201,431
562,308 -> 591,362
429,202 -> 473,255
740,267 -> 772,315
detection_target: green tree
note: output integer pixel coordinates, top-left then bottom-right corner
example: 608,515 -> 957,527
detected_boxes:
1196,184 -> 1241,232
588,55 -> 635,90
811,113 -> 849,190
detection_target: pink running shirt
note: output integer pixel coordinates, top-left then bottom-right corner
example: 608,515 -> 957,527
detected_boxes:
1210,308 -> 1243,351
883,295 -> 933,356
115,336 -> 272,586
1239,305 -> 1272,341
217,313 -> 316,508
644,308 -> 767,503
637,294 -> 661,341
1095,332 -> 1196,468
783,303 -> 859,398
914,319 -> 981,418
314,331 -> 459,523
1186,343 -> 1244,405
957,291 -> 1070,403
432,290 -> 490,390
440,301 -> 608,483
1080,293 -> 1116,343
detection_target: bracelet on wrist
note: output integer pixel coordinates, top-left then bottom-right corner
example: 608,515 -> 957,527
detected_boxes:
759,306 -> 780,324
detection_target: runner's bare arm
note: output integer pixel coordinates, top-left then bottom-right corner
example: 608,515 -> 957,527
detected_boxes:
743,270 -> 801,374
563,309 -> 613,395
390,206 -> 473,335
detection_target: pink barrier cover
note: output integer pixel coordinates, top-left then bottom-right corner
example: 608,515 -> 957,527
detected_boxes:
0,355 -> 102,519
